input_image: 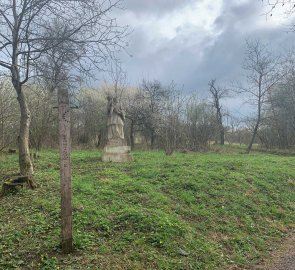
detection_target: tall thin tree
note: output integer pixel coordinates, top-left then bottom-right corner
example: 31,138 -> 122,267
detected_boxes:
208,79 -> 227,145
236,39 -> 281,153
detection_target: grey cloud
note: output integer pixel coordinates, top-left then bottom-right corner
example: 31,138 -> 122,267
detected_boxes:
116,0 -> 295,111
123,0 -> 195,15
120,21 -> 214,90
214,0 -> 262,33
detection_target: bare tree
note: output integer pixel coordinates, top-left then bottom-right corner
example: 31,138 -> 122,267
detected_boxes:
26,85 -> 55,151
140,80 -> 168,149
123,88 -> 145,150
261,0 -> 295,31
262,0 -> 295,15
259,50 -> 295,149
208,79 -> 228,145
185,95 -> 215,151
224,115 -> 246,145
72,89 -> 107,148
107,61 -> 127,100
0,80 -> 18,151
160,83 -> 185,155
0,0 -> 127,176
236,39 -> 281,153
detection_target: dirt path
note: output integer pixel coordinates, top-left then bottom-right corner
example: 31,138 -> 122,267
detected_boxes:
257,234 -> 295,270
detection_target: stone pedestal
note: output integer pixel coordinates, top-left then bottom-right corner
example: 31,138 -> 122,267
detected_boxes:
102,140 -> 133,162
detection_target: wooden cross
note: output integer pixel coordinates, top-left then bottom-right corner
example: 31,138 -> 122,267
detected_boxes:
57,87 -> 76,253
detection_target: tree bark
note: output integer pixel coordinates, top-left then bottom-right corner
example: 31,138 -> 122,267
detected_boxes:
246,73 -> 263,154
216,104 -> 225,145
151,130 -> 155,150
209,80 -> 225,145
17,91 -> 34,176
0,96 -> 4,146
246,121 -> 259,154
219,123 -> 225,145
247,94 -> 262,154
130,120 -> 135,150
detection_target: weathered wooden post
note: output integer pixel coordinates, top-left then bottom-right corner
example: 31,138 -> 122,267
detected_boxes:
58,86 -> 73,253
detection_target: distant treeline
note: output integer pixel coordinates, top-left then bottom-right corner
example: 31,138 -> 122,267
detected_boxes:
1,71 -> 294,154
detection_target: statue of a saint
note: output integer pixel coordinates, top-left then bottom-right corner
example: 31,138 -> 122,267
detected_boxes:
106,95 -> 125,141
102,95 -> 132,162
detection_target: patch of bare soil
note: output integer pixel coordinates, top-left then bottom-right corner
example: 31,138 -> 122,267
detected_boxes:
256,233 -> 295,270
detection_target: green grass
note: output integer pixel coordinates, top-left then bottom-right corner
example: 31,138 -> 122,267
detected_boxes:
0,149 -> 294,269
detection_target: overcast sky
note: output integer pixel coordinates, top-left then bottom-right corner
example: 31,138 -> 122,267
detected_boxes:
112,0 -> 295,102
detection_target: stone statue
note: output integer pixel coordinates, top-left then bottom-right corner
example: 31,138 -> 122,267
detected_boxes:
102,95 -> 133,162
107,95 -> 125,141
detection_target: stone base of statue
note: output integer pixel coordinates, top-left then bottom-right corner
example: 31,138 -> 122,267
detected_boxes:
102,139 -> 133,162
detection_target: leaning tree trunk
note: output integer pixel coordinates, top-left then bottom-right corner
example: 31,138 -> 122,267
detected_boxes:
246,123 -> 259,154
247,95 -> 262,154
17,91 -> 34,176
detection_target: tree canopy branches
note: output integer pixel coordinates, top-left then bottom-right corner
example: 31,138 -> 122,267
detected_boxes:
0,0 -> 128,175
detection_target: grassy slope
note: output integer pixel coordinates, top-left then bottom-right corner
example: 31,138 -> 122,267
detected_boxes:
0,150 -> 294,269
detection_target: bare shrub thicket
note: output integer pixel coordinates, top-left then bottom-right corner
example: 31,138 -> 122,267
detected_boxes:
0,81 -> 19,151
2,40 -> 295,152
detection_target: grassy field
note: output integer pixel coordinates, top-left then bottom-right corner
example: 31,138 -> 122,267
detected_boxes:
0,149 -> 294,269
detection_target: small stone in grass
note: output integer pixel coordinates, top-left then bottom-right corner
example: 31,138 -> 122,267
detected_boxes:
178,248 -> 190,256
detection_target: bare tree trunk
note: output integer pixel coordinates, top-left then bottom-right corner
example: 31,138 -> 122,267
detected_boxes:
219,123 -> 225,145
246,121 -> 259,153
130,120 -> 135,150
0,92 -> 4,146
247,96 -> 261,154
208,80 -> 226,146
151,130 -> 155,150
58,86 -> 73,254
217,101 -> 225,145
17,91 -> 34,176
